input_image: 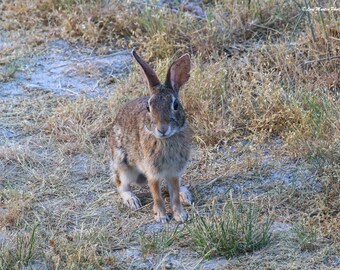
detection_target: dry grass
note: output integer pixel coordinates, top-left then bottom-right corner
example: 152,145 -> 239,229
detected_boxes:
1,0 -> 339,269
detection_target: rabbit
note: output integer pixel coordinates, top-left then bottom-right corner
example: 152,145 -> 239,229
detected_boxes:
108,50 -> 193,223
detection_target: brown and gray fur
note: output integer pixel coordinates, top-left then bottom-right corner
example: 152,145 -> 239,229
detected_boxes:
108,50 -> 192,223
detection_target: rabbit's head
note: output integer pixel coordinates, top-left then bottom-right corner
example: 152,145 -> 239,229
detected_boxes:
133,51 -> 191,139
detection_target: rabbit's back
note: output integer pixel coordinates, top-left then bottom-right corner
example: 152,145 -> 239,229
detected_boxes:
108,96 -> 147,165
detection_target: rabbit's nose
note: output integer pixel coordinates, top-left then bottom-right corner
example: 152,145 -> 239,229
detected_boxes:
157,129 -> 167,135
157,125 -> 169,136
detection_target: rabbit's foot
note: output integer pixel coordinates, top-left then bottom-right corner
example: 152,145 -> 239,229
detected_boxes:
121,191 -> 141,210
173,209 -> 188,223
153,208 -> 169,223
179,186 -> 192,206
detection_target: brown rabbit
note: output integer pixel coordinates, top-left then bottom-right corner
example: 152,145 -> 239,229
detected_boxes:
108,50 -> 192,223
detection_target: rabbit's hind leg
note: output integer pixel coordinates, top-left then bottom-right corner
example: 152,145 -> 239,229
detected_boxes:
111,160 -> 142,210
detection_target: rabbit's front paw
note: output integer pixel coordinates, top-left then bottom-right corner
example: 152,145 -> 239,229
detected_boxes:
173,209 -> 188,223
121,191 -> 141,210
179,186 -> 192,206
154,209 -> 169,223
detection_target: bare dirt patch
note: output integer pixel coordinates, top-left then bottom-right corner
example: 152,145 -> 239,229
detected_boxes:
0,37 -> 131,99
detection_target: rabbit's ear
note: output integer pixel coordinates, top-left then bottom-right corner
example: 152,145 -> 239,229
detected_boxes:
132,50 -> 160,91
165,54 -> 190,93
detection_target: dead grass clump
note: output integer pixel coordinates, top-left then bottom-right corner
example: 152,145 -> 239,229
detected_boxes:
43,97 -> 114,145
0,145 -> 41,166
0,1 -> 305,58
0,206 -> 21,229
0,191 -> 31,228
309,174 -> 340,242
284,90 -> 339,219
272,172 -> 339,243
0,0 -> 57,30
114,54 -> 306,146
43,226 -> 127,269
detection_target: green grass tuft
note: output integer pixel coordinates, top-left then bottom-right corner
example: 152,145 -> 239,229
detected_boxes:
139,225 -> 180,256
293,222 -> 318,251
185,197 -> 273,259
0,223 -> 39,269
0,62 -> 20,82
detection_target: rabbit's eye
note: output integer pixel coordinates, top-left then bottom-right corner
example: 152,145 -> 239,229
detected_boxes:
146,105 -> 150,112
173,99 -> 179,110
